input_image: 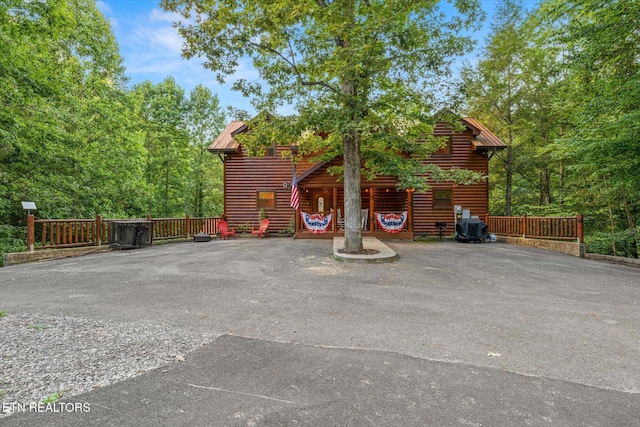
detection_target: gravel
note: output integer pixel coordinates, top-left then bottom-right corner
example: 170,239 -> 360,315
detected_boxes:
0,313 -> 210,417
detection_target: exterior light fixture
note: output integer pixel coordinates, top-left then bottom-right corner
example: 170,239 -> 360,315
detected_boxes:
21,201 -> 37,216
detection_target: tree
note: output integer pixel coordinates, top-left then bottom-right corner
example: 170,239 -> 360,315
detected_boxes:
135,77 -> 192,218
0,0 -> 146,220
162,0 -> 484,253
185,85 -> 226,217
459,0 -> 530,216
537,0 -> 640,257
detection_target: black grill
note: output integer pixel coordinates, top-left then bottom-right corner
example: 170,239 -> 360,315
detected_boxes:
455,218 -> 488,243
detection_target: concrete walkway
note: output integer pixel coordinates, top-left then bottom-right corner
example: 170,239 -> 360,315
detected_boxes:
332,236 -> 397,262
1,239 -> 639,426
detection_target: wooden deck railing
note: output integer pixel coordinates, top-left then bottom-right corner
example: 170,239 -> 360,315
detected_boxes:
486,214 -> 583,243
27,214 -> 221,252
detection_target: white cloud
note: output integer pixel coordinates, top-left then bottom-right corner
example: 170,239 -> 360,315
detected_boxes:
95,1 -> 112,14
125,56 -> 184,75
149,8 -> 184,24
133,25 -> 184,55
96,1 -> 119,30
231,57 -> 261,82
107,1 -> 258,115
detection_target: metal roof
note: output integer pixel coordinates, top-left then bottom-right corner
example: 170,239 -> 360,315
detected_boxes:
207,121 -> 245,153
209,117 -> 506,155
462,117 -> 507,151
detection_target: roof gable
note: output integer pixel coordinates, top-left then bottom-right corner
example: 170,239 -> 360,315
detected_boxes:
208,121 -> 245,153
209,117 -> 506,156
462,117 -> 506,151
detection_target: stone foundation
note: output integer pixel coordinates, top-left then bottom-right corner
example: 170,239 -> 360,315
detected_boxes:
497,236 -> 585,257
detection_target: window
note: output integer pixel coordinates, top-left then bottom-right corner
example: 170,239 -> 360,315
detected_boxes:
434,136 -> 453,156
433,189 -> 452,209
246,143 -> 276,158
257,191 -> 276,209
263,143 -> 276,157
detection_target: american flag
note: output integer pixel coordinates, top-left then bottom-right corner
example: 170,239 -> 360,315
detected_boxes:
290,174 -> 300,210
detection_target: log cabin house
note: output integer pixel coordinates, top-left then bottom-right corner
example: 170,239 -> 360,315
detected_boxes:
208,118 -> 506,239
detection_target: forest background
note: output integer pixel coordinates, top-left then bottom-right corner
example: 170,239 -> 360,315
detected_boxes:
1,0 -> 638,261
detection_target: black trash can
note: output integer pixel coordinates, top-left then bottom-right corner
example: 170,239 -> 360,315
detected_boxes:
109,221 -> 153,249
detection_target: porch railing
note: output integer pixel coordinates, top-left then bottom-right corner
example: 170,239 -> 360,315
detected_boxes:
26,214 -> 221,252
486,214 -> 583,243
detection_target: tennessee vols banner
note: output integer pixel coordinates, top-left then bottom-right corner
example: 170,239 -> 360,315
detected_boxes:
375,211 -> 408,233
300,212 -> 333,234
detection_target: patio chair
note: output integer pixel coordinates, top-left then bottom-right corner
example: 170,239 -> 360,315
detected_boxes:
361,208 -> 369,230
337,208 -> 345,230
218,220 -> 236,240
251,219 -> 270,238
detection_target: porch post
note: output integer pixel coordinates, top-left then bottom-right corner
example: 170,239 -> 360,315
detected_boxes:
333,187 -> 338,232
369,188 -> 374,232
407,189 -> 413,233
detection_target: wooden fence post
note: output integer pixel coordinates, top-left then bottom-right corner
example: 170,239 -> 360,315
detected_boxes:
577,213 -> 584,243
96,215 -> 102,246
27,214 -> 35,252
185,214 -> 190,238
146,214 -> 153,239
521,214 -> 527,239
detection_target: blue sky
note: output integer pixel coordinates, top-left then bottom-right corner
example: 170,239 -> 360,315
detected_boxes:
97,1 -> 529,119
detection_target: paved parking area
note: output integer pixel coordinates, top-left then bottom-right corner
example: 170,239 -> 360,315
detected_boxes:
1,239 -> 639,425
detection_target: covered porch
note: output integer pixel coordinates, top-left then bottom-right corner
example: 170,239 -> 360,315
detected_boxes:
293,185 -> 414,240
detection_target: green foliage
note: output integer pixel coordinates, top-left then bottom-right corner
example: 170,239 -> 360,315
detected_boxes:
135,77 -> 192,217
134,79 -> 226,218
185,85 -> 226,217
0,0 -> 226,252
0,0 -> 151,221
463,0 -> 640,258
42,392 -> 63,404
0,224 -> 26,267
236,224 -> 251,234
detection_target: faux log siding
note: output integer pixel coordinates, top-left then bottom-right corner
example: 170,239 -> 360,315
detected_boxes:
413,125 -> 490,236
223,145 -> 317,231
301,157 -> 401,189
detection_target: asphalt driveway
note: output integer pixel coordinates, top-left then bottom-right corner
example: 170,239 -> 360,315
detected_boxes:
1,239 -> 639,425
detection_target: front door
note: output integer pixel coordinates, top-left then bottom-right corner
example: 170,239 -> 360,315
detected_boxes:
312,190 -> 330,213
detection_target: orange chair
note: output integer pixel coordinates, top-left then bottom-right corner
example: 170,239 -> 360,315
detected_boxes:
251,219 -> 269,238
218,220 -> 236,240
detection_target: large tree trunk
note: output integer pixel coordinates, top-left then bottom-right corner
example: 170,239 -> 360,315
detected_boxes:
342,129 -> 363,253
337,2 -> 363,254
